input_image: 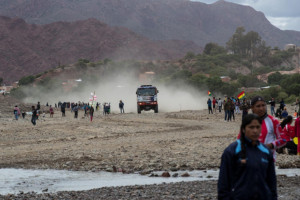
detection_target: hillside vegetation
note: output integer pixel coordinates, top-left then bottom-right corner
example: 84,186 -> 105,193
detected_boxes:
10,28 -> 300,103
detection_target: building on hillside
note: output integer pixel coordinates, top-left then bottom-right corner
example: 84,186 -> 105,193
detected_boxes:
62,79 -> 81,92
285,44 -> 296,51
239,87 -> 261,93
12,81 -> 19,88
0,85 -> 14,93
220,76 -> 231,82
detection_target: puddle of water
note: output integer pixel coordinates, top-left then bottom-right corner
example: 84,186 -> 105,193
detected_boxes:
1,168 -> 299,195
276,168 -> 300,177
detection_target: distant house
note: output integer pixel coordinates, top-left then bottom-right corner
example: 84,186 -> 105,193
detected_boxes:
0,85 -> 14,93
239,87 -> 261,93
62,79 -> 81,92
285,44 -> 296,51
220,76 -> 231,82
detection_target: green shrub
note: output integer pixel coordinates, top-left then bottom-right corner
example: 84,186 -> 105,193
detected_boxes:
18,75 -> 35,86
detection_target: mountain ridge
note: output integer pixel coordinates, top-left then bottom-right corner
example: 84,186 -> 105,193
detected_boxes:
0,0 -> 299,47
0,16 -> 202,84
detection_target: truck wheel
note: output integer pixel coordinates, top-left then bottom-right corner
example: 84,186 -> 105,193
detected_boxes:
154,105 -> 158,113
137,105 -> 141,114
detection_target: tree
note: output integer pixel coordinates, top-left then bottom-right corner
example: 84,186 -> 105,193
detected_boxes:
206,76 -> 223,92
203,43 -> 226,55
171,70 -> 192,81
18,75 -> 35,86
268,72 -> 282,85
244,31 -> 261,56
280,74 -> 300,96
226,27 -> 245,55
226,27 -> 269,59
184,52 -> 196,60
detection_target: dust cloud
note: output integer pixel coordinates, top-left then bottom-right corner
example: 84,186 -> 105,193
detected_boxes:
22,71 -> 215,113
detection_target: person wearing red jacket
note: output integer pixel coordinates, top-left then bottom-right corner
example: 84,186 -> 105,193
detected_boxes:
279,116 -> 296,154
238,96 -> 287,160
295,117 -> 300,155
281,116 -> 295,141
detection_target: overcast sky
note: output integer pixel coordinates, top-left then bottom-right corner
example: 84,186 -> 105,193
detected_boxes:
191,0 -> 300,31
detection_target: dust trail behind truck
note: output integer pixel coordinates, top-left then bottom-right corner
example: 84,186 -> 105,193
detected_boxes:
136,85 -> 159,114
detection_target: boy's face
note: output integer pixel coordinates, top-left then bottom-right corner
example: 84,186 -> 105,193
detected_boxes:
251,101 -> 267,117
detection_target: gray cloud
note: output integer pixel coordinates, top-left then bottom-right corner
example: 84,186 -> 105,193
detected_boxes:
192,0 -> 300,31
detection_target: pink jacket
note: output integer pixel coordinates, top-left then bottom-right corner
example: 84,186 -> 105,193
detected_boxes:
14,107 -> 20,115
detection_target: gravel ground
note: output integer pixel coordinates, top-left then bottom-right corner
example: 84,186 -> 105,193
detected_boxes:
1,95 -> 300,199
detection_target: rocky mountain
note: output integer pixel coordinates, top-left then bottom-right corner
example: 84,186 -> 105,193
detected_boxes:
0,16 -> 201,84
0,0 -> 300,48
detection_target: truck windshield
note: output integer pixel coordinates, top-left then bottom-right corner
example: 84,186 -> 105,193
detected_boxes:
137,88 -> 156,96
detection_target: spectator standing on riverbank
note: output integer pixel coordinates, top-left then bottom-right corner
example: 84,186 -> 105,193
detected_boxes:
218,98 -> 223,113
212,97 -> 217,113
230,98 -> 235,121
279,99 -> 285,111
61,103 -> 66,117
218,114 -> 277,199
90,106 -> 94,122
207,98 -> 213,114
31,106 -> 37,125
293,98 -> 300,117
13,105 -> 21,120
49,105 -> 54,118
119,100 -> 124,114
281,107 -> 288,119
73,104 -> 79,118
238,96 -> 287,160
36,101 -> 41,119
279,116 -> 296,155
224,99 -> 231,121
235,99 -> 241,114
240,98 -> 250,120
270,98 -> 276,116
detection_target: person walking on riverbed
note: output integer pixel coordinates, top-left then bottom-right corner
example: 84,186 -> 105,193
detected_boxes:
49,105 -> 54,118
218,114 -> 277,200
13,105 -> 21,120
90,106 -> 94,122
31,106 -> 38,125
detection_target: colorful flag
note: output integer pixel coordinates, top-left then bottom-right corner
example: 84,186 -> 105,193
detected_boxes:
237,91 -> 245,99
208,91 -> 212,96
89,92 -> 97,105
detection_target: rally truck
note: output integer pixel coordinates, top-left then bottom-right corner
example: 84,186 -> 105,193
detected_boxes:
136,85 -> 159,114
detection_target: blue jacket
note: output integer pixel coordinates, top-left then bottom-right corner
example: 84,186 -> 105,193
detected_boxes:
218,139 -> 277,200
207,99 -> 212,107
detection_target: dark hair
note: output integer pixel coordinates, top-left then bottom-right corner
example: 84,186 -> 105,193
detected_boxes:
280,115 -> 293,129
251,96 -> 265,106
240,114 -> 262,160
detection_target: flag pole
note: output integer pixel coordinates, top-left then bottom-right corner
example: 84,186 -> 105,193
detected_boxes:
92,91 -> 95,107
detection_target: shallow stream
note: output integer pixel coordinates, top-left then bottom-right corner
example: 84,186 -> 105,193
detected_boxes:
1,168 -> 299,195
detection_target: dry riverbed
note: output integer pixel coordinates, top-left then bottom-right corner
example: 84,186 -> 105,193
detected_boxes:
1,95 -> 300,199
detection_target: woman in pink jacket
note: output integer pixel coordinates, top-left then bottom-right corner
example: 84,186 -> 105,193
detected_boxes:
13,105 -> 21,120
